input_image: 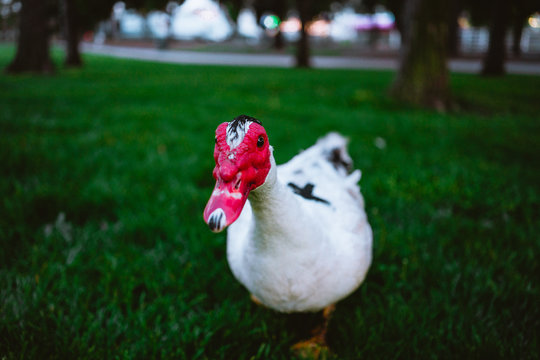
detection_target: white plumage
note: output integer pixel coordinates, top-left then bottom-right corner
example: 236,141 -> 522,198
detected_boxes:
225,132 -> 372,313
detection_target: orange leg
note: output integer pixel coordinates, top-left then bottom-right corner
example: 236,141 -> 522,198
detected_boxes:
291,304 -> 336,359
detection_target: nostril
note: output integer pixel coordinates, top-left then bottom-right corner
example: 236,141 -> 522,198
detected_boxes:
234,172 -> 242,190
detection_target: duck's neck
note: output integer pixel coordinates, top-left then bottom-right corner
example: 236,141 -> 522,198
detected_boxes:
247,152 -> 320,252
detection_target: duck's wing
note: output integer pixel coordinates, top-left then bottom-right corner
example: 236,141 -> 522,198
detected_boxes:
278,132 -> 362,206
277,133 -> 369,235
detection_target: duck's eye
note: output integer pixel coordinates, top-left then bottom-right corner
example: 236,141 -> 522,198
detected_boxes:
257,135 -> 264,148
215,137 -> 218,144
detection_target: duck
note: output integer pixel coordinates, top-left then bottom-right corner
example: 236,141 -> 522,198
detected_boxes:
203,114 -> 372,349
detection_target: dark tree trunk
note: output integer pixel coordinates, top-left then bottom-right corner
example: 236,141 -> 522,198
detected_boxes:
511,23 -> 523,58
272,0 -> 286,51
295,0 -> 311,68
390,0 -> 450,110
273,31 -> 285,50
447,0 -> 461,57
5,0 -> 55,74
63,0 -> 82,67
481,0 -> 510,76
511,9 -> 528,58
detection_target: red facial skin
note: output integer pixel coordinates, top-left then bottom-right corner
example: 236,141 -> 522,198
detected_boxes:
203,122 -> 271,232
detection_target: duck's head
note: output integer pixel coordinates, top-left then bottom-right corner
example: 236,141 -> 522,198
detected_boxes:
203,115 -> 272,233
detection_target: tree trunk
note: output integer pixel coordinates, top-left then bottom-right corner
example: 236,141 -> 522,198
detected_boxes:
273,30 -> 285,50
295,0 -> 311,68
447,0 -> 461,57
511,24 -> 523,58
5,0 -> 55,74
390,0 -> 450,110
481,0 -> 510,76
63,0 -> 82,67
272,0 -> 286,51
511,8 -> 528,58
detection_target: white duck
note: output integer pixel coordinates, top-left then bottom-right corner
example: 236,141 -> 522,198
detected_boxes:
203,115 -> 372,346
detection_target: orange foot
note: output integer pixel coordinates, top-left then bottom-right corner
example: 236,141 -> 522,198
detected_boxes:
290,304 -> 336,360
291,336 -> 331,360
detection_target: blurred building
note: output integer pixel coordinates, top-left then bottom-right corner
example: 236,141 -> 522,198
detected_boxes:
459,13 -> 540,54
109,0 -> 234,42
81,1 -> 540,56
169,0 -> 233,42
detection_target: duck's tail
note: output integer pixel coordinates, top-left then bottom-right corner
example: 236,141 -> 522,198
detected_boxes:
317,132 -> 355,176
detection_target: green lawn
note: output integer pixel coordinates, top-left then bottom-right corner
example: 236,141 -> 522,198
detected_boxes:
1,44 -> 539,359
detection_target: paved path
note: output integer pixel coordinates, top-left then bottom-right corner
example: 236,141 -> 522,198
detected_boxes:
82,43 -> 540,75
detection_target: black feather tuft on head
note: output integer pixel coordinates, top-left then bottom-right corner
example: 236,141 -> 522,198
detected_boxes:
227,115 -> 262,145
230,115 -> 262,130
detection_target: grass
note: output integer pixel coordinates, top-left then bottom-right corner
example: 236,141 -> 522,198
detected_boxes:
0,43 -> 539,359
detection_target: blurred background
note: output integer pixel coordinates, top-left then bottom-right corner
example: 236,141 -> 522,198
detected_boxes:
1,0 -> 540,71
1,0 -> 539,359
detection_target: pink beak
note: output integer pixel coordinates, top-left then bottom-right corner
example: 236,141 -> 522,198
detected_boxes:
203,173 -> 251,233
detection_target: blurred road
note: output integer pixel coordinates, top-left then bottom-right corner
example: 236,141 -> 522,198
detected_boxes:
82,43 -> 540,75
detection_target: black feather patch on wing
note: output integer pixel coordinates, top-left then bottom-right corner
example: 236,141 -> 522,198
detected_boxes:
328,148 -> 351,172
288,182 -> 330,205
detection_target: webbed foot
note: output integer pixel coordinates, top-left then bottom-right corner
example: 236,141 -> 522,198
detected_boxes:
290,304 -> 336,360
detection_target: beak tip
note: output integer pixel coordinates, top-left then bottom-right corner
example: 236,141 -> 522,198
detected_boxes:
207,208 -> 227,233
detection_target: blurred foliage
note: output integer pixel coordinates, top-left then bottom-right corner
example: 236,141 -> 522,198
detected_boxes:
0,44 -> 539,359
